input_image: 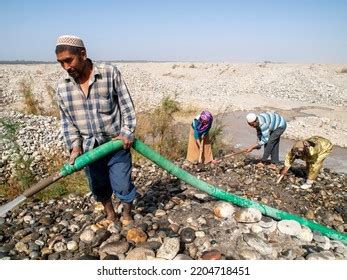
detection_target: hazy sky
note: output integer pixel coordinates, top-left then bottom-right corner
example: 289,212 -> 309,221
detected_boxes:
0,0 -> 346,62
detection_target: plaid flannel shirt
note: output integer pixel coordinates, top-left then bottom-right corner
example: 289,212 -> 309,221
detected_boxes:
56,62 -> 136,152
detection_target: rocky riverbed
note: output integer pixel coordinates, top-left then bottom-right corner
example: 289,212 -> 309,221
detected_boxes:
0,158 -> 346,260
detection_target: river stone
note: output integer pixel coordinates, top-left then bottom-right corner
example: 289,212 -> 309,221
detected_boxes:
48,252 -> 60,260
41,247 -> 53,256
174,254 -> 193,260
39,216 -> 53,226
213,202 -> 235,218
125,247 -> 155,260
201,249 -> 222,260
23,215 -> 33,224
195,231 -> 206,238
251,224 -> 263,233
296,227 -> 313,242
306,251 -> 336,260
67,241 -> 78,251
180,227 -> 196,243
154,209 -> 167,218
313,234 -> 329,243
80,229 -> 95,243
238,248 -> 260,260
243,234 -> 273,256
15,241 -> 28,253
100,241 -> 129,256
53,242 -> 67,253
258,216 -> 275,228
156,237 -> 180,260
34,239 -> 45,247
126,227 -> 147,244
92,228 -> 111,247
317,240 -> 331,251
68,224 -> 80,233
29,251 -> 40,259
277,220 -> 302,236
234,208 -> 262,223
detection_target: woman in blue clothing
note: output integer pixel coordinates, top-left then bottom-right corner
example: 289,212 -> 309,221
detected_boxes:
245,112 -> 287,169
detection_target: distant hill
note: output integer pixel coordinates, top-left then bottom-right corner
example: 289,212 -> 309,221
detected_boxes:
0,60 -> 56,65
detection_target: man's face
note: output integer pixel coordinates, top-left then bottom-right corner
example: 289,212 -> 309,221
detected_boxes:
248,120 -> 258,128
56,50 -> 86,79
294,148 -> 304,157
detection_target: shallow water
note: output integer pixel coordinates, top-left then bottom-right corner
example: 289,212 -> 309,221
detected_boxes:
221,111 -> 347,174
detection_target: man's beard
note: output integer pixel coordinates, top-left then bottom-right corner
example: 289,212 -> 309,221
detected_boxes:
68,69 -> 80,79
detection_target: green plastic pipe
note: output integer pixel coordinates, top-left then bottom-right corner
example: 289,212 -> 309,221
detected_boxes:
132,139 -> 347,244
60,140 -> 124,176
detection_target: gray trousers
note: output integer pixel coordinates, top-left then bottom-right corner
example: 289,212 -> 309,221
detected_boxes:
262,126 -> 286,163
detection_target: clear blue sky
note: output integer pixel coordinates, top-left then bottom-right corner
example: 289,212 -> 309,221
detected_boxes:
1,0 -> 346,62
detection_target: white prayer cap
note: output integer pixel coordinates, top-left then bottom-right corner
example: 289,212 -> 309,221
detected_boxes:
56,35 -> 85,48
246,113 -> 257,123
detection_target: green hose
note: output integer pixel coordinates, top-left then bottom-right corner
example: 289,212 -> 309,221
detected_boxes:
132,139 -> 347,244
59,140 -> 124,176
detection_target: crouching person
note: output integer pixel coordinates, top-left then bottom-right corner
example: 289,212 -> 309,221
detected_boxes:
280,136 -> 333,189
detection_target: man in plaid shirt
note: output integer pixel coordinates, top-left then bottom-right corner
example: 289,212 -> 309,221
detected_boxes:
55,35 -> 136,225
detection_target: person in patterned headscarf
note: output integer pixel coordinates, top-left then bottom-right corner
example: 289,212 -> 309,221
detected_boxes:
279,136 -> 333,189
186,110 -> 214,164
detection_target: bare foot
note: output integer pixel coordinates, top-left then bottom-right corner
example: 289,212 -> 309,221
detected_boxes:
268,163 -> 277,170
256,162 -> 265,168
102,199 -> 117,221
122,202 -> 133,224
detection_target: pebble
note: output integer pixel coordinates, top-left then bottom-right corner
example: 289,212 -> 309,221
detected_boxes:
277,220 -> 302,236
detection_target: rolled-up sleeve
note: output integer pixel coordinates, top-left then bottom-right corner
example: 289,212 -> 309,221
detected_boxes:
113,68 -> 136,141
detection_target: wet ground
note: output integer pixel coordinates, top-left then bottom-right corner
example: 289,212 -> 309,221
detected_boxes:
221,111 -> 347,174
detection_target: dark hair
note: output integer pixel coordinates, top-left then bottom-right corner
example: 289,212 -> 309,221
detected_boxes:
55,45 -> 86,55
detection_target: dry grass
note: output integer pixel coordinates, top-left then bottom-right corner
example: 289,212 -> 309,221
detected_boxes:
19,79 -> 41,115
